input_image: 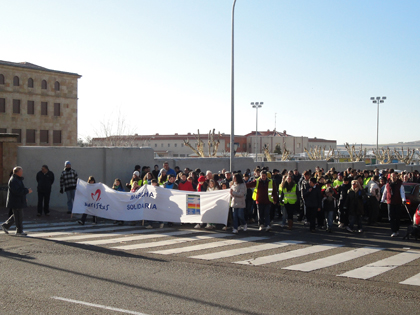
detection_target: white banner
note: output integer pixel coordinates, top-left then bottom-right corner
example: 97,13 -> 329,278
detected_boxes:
72,179 -> 230,224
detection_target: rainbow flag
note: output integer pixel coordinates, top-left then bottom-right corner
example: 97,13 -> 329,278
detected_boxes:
187,195 -> 201,215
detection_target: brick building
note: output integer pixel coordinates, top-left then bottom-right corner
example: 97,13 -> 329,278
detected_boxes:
0,60 -> 81,184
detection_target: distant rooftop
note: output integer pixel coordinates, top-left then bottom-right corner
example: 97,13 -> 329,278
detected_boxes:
0,60 -> 81,77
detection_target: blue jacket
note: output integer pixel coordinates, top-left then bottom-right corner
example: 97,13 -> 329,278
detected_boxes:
6,174 -> 29,209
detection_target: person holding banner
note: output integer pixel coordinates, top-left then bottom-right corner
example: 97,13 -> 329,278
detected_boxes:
230,174 -> 247,234
78,176 -> 97,225
246,170 -> 278,232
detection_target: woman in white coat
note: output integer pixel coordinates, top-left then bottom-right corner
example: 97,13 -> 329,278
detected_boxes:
230,173 -> 247,234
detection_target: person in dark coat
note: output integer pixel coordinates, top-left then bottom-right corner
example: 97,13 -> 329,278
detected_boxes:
1,166 -> 33,236
36,165 -> 55,216
344,180 -> 366,233
302,177 -> 321,232
337,177 -> 351,228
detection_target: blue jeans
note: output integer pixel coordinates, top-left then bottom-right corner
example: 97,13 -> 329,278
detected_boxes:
281,205 -> 288,225
257,203 -> 271,227
232,208 -> 246,230
66,189 -> 76,212
325,211 -> 334,230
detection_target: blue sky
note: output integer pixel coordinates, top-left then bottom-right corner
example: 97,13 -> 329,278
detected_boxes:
2,0 -> 419,146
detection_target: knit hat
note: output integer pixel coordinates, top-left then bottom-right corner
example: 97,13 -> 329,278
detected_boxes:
198,176 -> 206,183
65,161 -> 71,166
133,171 -> 140,177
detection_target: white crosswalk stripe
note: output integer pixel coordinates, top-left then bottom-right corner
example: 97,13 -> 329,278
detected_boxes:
400,272 -> 420,286
28,225 -> 141,239
283,247 -> 383,272
78,230 -> 205,246
339,250 -> 420,279
234,243 -> 340,266
149,236 -> 271,255
112,235 -> 268,251
191,240 -> 304,261
49,227 -> 173,241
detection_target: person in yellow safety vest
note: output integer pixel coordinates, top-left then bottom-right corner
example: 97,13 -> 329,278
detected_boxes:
279,175 -> 298,230
363,170 -> 371,188
333,172 -> 344,189
246,170 -> 278,232
126,171 -> 143,190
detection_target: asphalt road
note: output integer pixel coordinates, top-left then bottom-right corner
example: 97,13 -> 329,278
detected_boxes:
1,212 -> 420,314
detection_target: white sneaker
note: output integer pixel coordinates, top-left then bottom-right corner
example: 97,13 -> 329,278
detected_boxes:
279,224 -> 286,228
242,224 -> 248,232
205,224 -> 214,229
259,225 -> 265,231
265,225 -> 271,232
232,229 -> 238,234
358,229 -> 363,233
391,232 -> 399,237
222,226 -> 228,231
145,225 -> 153,229
159,223 -> 164,229
194,223 -> 201,229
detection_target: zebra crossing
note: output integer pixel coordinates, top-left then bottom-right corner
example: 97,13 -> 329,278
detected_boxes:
4,221 -> 420,287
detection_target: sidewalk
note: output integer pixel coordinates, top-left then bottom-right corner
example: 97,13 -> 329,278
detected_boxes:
0,206 -> 78,224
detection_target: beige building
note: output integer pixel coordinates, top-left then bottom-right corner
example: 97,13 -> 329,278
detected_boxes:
0,60 -> 81,184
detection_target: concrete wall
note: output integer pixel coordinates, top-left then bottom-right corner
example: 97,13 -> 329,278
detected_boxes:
16,146 -> 417,208
17,146 -> 155,208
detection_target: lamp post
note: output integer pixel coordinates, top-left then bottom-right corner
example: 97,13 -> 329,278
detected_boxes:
370,96 -> 386,152
251,102 -> 263,162
230,0 -> 237,172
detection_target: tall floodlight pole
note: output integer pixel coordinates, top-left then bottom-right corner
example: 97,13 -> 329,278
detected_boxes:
230,0 -> 237,172
370,96 -> 386,152
251,102 -> 263,162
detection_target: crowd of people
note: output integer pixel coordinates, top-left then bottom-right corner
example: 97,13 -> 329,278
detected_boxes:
1,160 -> 417,238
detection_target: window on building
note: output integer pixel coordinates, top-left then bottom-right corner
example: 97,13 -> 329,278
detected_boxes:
28,78 -> 34,88
161,143 -> 163,147
13,76 -> 19,86
0,74 -> 5,84
181,143 -> 184,147
40,130 -> 49,143
54,103 -> 60,116
41,102 -> 48,115
26,129 -> 36,143
168,143 -> 170,147
173,154 -> 179,157
154,143 -> 157,147
297,143 -> 301,148
180,154 -> 186,157
0,98 -> 5,113
54,81 -> 60,91
53,130 -> 61,144
41,80 -> 47,89
13,99 -> 20,114
12,129 -> 21,143
0,128 -> 6,133
174,143 -> 177,147
27,101 -> 35,115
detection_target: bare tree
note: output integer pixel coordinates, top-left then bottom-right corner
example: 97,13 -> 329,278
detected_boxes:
184,129 -> 221,157
344,143 -> 366,162
93,110 -> 137,146
393,147 -> 416,164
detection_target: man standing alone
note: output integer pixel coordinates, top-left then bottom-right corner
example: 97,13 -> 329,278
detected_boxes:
36,165 -> 54,216
60,161 -> 78,214
1,166 -> 33,236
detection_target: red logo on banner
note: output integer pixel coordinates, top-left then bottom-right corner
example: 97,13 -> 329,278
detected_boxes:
91,189 -> 101,202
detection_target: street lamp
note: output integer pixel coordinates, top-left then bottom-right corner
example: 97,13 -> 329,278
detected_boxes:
230,0 -> 237,172
370,96 -> 386,152
251,102 -> 263,162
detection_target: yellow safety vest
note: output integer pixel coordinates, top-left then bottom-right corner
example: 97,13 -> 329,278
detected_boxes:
279,184 -> 297,205
252,179 -> 274,203
130,179 -> 143,187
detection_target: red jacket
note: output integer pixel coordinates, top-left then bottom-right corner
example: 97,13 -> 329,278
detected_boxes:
178,181 -> 195,191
